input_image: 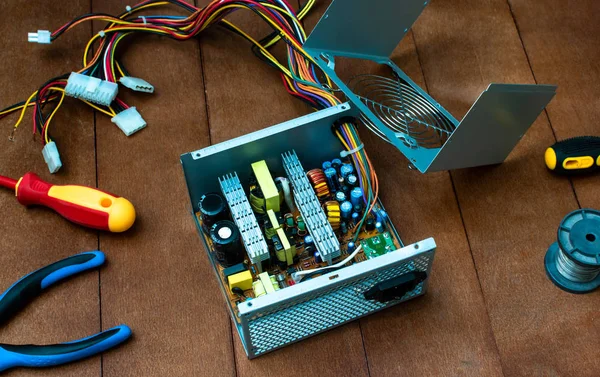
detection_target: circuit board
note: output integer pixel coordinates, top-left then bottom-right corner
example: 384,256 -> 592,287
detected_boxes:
195,154 -> 402,323
361,232 -> 396,259
197,212 -> 400,322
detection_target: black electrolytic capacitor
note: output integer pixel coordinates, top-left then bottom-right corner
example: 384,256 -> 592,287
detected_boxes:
199,193 -> 229,231
210,220 -> 245,267
365,218 -> 376,232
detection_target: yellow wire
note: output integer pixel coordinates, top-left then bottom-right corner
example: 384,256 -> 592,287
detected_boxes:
13,91 -> 38,130
43,88 -> 66,144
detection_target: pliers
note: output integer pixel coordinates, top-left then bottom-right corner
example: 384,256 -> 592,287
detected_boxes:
0,251 -> 131,372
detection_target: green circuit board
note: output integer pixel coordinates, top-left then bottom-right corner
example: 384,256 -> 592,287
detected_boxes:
361,232 -> 396,259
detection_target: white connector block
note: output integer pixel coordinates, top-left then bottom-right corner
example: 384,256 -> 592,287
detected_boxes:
42,141 -> 62,174
28,30 -> 51,44
65,72 -> 118,106
119,76 -> 154,93
111,107 -> 147,136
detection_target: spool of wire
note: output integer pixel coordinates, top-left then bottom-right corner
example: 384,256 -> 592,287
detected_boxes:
307,169 -> 330,199
545,209 -> 600,293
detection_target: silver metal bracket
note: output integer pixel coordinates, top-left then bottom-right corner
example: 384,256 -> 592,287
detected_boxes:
304,0 -> 557,172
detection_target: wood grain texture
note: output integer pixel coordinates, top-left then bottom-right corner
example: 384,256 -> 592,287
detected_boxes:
0,1 -> 101,376
197,1 -> 370,375
92,1 -> 235,376
412,0 -> 598,376
508,0 -> 600,209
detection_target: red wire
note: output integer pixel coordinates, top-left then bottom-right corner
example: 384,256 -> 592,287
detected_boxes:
0,174 -> 17,191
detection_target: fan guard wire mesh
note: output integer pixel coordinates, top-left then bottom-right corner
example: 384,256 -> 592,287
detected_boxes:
347,74 -> 456,148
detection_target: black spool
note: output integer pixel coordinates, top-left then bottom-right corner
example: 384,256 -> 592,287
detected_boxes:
199,193 -> 228,231
210,220 -> 244,267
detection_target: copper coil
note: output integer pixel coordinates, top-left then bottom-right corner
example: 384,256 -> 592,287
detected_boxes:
307,169 -> 330,199
323,200 -> 341,230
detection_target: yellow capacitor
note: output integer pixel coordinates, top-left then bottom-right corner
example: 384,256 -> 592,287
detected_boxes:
251,160 -> 280,212
228,270 -> 253,292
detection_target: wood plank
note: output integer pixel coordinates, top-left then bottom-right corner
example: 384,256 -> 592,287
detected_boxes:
411,0 -> 596,375
197,1 -> 370,375
508,0 -> 600,208
301,1 -> 505,375
91,2 -> 235,376
0,1 -> 101,376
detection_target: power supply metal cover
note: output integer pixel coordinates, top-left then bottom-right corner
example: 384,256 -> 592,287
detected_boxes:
237,239 -> 436,358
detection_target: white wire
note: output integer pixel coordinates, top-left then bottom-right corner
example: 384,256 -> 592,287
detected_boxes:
274,0 -> 304,42
292,245 -> 363,282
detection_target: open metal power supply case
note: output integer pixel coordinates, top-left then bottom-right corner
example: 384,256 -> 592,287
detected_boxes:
181,104 -> 436,358
181,0 -> 556,359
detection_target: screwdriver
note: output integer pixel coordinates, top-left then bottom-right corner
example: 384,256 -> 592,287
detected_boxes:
545,136 -> 600,175
0,172 -> 135,232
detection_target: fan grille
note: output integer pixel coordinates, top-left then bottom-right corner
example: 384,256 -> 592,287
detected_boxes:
347,74 -> 456,148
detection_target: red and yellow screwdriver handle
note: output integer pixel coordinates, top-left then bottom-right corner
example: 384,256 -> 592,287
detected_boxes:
15,172 -> 136,232
545,136 -> 600,175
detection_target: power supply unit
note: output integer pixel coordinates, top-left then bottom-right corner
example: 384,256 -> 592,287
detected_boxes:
181,104 -> 436,358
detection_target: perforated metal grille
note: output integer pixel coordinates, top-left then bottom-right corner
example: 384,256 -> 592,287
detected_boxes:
244,253 -> 433,356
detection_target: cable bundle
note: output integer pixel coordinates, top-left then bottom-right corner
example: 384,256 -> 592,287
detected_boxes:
0,0 -> 379,236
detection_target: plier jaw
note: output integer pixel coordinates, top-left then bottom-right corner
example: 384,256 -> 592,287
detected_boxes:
0,251 -> 131,372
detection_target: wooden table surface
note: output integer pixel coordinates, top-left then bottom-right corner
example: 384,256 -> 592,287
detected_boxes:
0,0 -> 598,376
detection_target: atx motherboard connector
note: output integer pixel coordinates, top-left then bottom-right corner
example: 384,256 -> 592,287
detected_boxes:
65,72 -> 118,106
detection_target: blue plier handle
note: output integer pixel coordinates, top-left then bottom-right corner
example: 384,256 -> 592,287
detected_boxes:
0,251 -> 131,372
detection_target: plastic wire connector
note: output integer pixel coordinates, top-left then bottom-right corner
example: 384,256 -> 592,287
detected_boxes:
111,107 -> 147,136
65,72 -> 118,106
119,77 -> 154,93
27,30 -> 51,44
42,141 -> 62,174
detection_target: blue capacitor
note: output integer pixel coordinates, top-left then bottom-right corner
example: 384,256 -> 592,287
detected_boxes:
347,241 -> 356,253
340,222 -> 348,234
304,235 -> 314,247
340,163 -> 354,178
335,191 -> 347,203
324,167 -> 339,192
346,174 -> 358,187
351,212 -> 360,225
340,201 -> 352,219
350,187 -> 363,207
375,221 -> 385,233
331,158 -> 342,170
322,161 -> 332,170
376,210 -> 388,224
314,251 -> 322,264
